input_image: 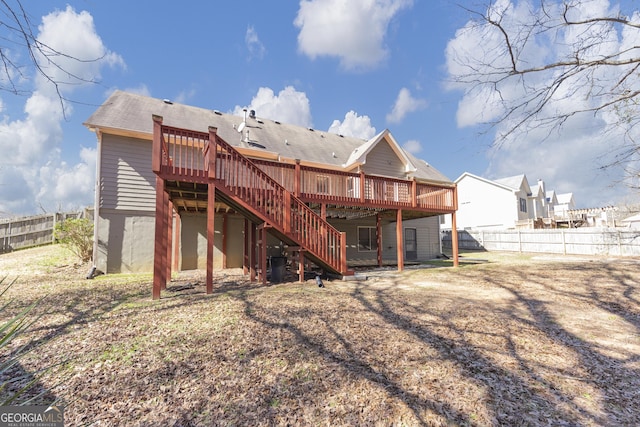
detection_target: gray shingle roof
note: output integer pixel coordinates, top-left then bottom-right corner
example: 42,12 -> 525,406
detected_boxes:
84,90 -> 452,184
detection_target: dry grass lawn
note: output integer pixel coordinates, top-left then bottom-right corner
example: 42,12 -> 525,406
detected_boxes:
1,245 -> 639,426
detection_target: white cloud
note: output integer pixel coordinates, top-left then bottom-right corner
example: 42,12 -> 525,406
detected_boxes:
386,88 -> 426,123
402,139 -> 421,154
36,6 -> 124,97
245,25 -> 266,60
294,0 -> 413,71
0,6 -> 123,216
445,0 -> 640,207
328,111 -> 376,140
232,86 -> 312,128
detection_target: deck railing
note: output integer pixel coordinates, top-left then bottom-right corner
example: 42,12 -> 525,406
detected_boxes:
198,127 -> 347,274
153,118 -> 456,213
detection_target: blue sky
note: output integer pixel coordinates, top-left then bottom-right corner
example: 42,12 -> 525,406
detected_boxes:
0,0 -> 638,216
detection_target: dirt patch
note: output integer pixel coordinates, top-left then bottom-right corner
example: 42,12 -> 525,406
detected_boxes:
1,246 -> 639,426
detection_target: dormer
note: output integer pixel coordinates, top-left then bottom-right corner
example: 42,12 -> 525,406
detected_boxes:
343,129 -> 416,178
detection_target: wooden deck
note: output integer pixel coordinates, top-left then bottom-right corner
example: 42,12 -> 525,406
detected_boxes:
150,117 -> 460,299
152,120 -> 456,215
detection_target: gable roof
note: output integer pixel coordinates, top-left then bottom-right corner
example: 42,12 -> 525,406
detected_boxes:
556,193 -> 574,204
494,174 -> 530,193
455,172 -> 524,193
84,90 -> 451,184
343,129 -> 416,174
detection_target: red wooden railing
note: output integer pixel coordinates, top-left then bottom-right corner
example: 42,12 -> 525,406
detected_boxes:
153,116 -> 456,213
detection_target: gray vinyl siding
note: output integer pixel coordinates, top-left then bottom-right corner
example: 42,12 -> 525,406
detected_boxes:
382,216 -> 441,261
362,140 -> 405,178
95,208 -> 156,273
100,134 -> 156,211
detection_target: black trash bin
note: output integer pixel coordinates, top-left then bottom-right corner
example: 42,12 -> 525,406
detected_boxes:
270,256 -> 287,283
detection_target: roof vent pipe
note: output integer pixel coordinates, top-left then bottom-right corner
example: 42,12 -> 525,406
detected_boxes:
249,109 -> 256,119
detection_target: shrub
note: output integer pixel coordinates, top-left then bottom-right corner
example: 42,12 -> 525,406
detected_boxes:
54,218 -> 93,263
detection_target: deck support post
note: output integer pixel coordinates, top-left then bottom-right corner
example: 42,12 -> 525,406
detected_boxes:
250,222 -> 257,282
451,212 -> 459,267
298,250 -> 305,282
222,213 -> 228,269
165,200 -> 173,288
452,184 -> 459,267
259,224 -> 268,284
376,213 -> 383,267
396,209 -> 404,271
206,183 -> 215,294
173,211 -> 181,271
243,219 -> 250,275
152,176 -> 168,300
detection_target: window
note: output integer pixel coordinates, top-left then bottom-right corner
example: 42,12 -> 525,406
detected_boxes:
358,226 -> 377,252
519,197 -> 527,213
317,175 -> 330,195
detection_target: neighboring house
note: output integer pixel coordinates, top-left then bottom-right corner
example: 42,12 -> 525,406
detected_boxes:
84,91 -> 458,298
621,213 -> 640,229
554,193 -> 576,219
441,172 -> 533,230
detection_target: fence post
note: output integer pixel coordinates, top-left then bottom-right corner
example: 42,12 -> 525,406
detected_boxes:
518,230 -> 522,253
52,213 -> 57,244
562,230 -> 566,255
618,230 -> 622,256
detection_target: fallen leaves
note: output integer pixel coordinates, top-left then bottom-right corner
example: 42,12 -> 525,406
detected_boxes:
1,246 -> 639,426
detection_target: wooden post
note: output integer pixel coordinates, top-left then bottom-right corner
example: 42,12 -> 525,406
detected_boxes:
298,250 -> 305,283
207,127 -> 218,179
152,115 -> 163,173
243,218 -> 249,275
152,176 -> 167,300
284,192 -> 291,234
376,213 -> 383,267
165,200 -> 173,289
451,184 -> 459,267
173,212 -> 181,271
222,213 -> 228,269
359,170 -> 366,203
340,232 -> 347,274
250,222 -> 257,282
206,183 -> 215,294
451,211 -> 459,267
396,209 -> 404,271
294,159 -> 301,197
411,179 -> 417,208
260,225 -> 267,284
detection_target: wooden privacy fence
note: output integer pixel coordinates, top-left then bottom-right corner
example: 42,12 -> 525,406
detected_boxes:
0,212 -> 84,253
442,228 -> 640,257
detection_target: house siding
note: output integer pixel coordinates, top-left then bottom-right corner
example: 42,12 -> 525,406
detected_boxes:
447,176 -> 520,229
382,216 -> 440,261
362,139 -> 405,178
100,134 -> 156,211
95,208 -> 156,273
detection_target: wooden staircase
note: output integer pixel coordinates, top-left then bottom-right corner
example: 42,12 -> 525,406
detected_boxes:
189,125 -> 353,278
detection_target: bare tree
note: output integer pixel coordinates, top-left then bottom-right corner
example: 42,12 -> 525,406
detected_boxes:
447,0 -> 640,187
0,0 -> 104,113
